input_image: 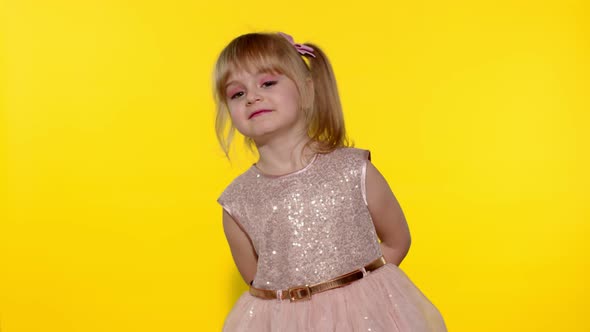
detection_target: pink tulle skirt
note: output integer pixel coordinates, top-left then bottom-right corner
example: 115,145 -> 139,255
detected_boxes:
223,263 -> 447,331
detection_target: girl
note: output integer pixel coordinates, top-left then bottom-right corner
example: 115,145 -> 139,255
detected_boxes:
214,31 -> 447,331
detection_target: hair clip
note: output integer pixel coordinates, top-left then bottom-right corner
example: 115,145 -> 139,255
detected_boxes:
278,32 -> 316,58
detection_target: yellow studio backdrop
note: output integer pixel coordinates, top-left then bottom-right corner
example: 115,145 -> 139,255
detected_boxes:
1,0 -> 588,331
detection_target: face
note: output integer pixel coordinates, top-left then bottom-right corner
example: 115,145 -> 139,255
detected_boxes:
224,70 -> 306,143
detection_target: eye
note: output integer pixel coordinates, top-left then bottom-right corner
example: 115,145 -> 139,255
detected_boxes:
229,91 -> 244,100
261,80 -> 277,88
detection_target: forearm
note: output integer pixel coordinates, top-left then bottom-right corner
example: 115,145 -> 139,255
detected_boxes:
380,241 -> 410,266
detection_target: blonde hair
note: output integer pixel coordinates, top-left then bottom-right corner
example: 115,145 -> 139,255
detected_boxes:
213,32 -> 350,157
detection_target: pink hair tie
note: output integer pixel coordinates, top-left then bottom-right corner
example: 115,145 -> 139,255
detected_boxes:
278,32 -> 316,58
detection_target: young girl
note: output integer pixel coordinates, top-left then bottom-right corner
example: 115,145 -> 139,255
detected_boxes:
213,31 -> 447,331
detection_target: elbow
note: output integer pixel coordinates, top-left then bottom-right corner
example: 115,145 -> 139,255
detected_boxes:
380,240 -> 411,266
402,234 -> 411,260
398,236 -> 411,262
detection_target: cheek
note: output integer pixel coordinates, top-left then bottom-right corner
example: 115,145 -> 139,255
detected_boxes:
227,107 -> 247,130
226,102 -> 241,117
228,109 -> 240,123
290,95 -> 303,112
289,89 -> 303,108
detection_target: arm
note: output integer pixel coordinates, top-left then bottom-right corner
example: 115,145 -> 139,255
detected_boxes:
222,209 -> 258,285
365,161 -> 411,266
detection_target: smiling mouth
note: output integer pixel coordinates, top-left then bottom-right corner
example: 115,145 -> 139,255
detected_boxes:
249,110 -> 273,119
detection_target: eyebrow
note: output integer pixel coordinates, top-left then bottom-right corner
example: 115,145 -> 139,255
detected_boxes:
224,70 -> 278,89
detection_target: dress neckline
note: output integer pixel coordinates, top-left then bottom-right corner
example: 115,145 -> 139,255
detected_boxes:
251,153 -> 319,179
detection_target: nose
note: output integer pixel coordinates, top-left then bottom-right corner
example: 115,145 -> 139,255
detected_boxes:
246,92 -> 262,105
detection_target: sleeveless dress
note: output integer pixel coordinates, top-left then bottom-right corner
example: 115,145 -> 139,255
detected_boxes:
218,147 -> 447,331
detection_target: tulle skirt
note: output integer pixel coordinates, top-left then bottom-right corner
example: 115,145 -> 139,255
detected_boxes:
223,263 -> 447,332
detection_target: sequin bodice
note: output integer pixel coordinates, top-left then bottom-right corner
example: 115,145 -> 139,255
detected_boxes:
218,147 -> 382,290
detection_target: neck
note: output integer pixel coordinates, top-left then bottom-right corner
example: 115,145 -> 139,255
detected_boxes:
254,133 -> 316,176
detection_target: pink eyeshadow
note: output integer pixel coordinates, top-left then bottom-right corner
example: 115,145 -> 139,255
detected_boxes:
258,74 -> 279,84
226,86 -> 241,97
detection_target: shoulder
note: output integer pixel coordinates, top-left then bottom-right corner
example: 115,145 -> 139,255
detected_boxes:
217,167 -> 256,207
319,147 -> 372,181
328,146 -> 371,162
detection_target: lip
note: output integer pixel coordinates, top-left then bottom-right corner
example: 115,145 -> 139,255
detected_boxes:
248,109 -> 273,119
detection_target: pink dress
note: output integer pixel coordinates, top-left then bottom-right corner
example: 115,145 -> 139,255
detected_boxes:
218,147 -> 447,331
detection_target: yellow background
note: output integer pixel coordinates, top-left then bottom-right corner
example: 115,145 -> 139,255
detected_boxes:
1,0 -> 588,331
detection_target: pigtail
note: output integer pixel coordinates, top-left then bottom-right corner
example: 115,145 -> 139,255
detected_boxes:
303,43 -> 350,153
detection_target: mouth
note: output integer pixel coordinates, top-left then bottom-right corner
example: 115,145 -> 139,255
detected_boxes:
248,109 -> 273,119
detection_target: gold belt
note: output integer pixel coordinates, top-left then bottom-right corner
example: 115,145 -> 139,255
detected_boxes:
249,256 -> 387,302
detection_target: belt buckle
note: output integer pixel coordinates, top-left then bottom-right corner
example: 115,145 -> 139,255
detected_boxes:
287,285 -> 311,302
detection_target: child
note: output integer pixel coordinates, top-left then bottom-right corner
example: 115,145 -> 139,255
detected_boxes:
213,31 -> 447,331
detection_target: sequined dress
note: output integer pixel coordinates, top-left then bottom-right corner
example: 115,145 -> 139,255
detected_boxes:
218,147 -> 447,331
